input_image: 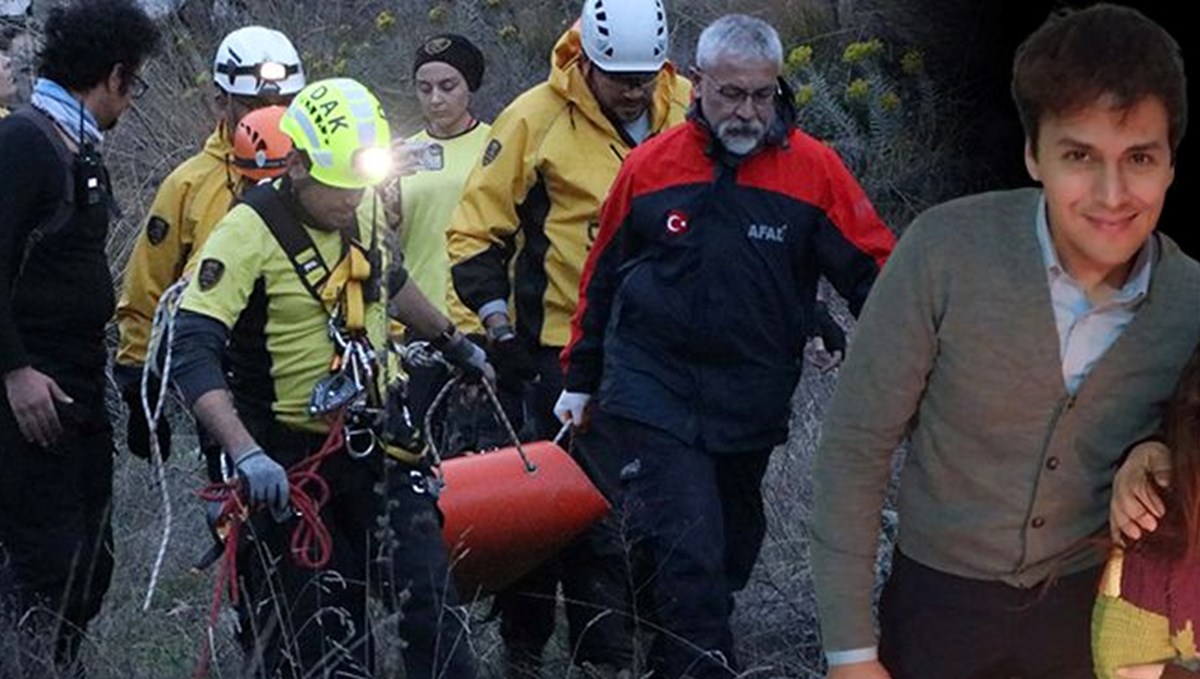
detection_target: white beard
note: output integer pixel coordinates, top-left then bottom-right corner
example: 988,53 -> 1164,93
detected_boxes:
716,120 -> 764,155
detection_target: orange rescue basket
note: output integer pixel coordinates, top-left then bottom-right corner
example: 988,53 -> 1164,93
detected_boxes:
427,378 -> 609,596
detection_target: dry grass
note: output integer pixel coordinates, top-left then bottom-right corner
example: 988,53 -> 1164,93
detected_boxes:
0,0 -> 967,676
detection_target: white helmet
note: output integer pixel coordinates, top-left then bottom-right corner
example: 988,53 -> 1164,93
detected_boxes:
580,0 -> 669,73
213,26 -> 306,97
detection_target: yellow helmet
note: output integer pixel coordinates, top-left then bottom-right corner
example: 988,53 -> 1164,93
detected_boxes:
280,78 -> 392,189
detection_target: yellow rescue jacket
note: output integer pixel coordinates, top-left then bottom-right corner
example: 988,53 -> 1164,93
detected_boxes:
117,124 -> 241,366
447,27 -> 691,349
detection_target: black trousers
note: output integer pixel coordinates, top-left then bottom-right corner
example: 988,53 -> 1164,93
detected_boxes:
380,456 -> 477,679
608,414 -> 770,679
0,366 -> 114,667
493,346 -> 635,671
235,424 -> 379,679
879,551 -> 1101,679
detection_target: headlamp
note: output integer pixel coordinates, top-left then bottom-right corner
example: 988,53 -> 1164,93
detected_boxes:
353,147 -> 393,185
216,60 -> 298,94
258,61 -> 287,82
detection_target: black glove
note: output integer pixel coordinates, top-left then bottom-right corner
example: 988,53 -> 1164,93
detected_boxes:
117,367 -> 172,461
484,325 -> 538,386
812,302 -> 847,355
438,331 -> 496,383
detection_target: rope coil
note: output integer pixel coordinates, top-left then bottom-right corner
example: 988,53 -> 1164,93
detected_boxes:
191,412 -> 346,679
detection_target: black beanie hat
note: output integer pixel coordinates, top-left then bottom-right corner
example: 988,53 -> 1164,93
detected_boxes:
413,33 -> 485,92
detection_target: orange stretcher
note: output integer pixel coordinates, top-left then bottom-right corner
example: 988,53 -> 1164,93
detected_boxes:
438,437 -> 609,596
423,374 -> 609,596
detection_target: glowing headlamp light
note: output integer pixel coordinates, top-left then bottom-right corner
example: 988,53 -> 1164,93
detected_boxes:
354,147 -> 393,184
258,61 -> 287,82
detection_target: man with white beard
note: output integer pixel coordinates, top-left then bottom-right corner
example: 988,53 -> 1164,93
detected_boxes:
556,14 -> 895,678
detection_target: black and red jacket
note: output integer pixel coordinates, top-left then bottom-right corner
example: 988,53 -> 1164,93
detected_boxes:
562,107 -> 895,452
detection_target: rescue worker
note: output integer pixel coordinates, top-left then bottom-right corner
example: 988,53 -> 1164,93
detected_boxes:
230,105 -> 293,183
397,33 -> 496,433
170,78 -> 488,679
0,0 -> 160,666
447,0 -> 691,674
115,25 -> 305,465
399,33 -> 488,331
559,15 -> 895,678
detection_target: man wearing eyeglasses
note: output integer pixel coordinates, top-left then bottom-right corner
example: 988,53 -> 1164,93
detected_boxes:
447,0 -> 690,676
559,14 -> 894,679
0,0 -> 160,666
115,25 -> 305,468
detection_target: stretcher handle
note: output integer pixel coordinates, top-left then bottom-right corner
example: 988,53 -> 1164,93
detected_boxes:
553,421 -> 571,446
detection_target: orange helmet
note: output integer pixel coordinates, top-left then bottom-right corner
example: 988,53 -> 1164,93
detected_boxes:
231,105 -> 292,181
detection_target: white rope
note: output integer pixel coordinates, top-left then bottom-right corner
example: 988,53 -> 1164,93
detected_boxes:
141,278 -> 188,611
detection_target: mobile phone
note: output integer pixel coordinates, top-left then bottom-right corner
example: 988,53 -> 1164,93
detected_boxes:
408,140 -> 444,171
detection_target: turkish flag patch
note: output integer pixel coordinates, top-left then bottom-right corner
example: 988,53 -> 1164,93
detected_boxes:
665,209 -> 690,236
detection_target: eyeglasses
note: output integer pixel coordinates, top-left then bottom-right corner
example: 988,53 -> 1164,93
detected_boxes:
594,67 -> 659,92
129,72 -> 149,99
703,75 -> 779,108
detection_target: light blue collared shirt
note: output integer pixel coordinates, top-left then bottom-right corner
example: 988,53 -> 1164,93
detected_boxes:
1035,198 -> 1154,395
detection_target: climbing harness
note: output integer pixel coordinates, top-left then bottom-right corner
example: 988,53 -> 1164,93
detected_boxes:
188,184 -> 388,678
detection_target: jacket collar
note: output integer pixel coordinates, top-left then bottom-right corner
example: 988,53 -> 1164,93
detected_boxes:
205,120 -> 235,161
546,25 -> 686,141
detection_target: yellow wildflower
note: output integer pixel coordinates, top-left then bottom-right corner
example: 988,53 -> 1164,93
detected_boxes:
786,45 -> 813,71
794,84 -> 815,107
498,24 -> 519,41
845,78 -> 870,101
901,49 -> 924,75
375,10 -> 396,32
843,39 -> 884,64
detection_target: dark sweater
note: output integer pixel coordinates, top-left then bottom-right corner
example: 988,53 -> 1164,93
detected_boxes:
811,188 -> 1200,652
0,113 -> 115,377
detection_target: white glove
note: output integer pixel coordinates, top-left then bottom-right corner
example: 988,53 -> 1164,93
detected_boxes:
553,391 -> 592,427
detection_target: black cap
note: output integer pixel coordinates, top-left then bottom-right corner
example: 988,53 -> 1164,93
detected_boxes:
413,33 -> 485,92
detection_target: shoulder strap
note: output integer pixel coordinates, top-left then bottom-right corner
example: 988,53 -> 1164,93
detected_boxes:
239,182 -> 332,306
12,106 -> 75,170
10,107 -> 78,283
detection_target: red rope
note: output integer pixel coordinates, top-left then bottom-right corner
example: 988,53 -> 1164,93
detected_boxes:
192,415 -> 346,678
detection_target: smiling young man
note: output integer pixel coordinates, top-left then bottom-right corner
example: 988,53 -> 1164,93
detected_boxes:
811,5 -> 1199,679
